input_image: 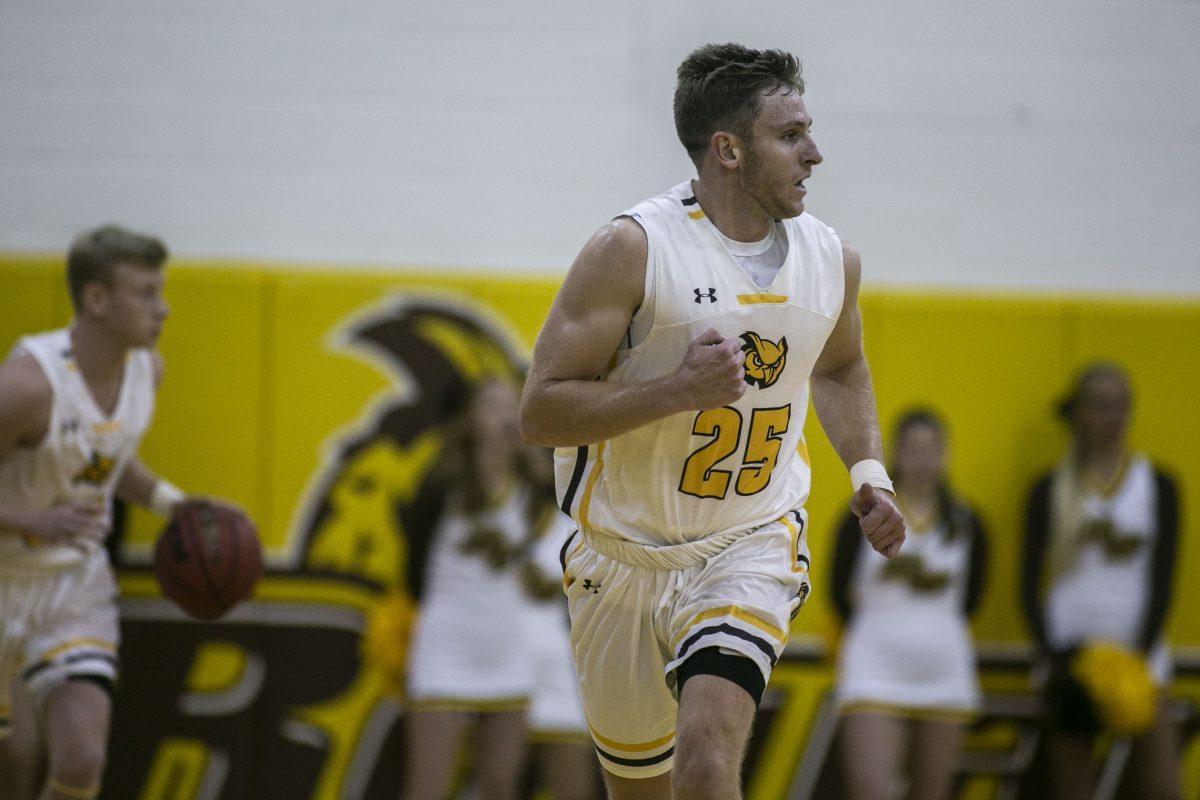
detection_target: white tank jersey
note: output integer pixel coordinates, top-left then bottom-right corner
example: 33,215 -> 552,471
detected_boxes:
555,182 -> 845,547
0,328 -> 156,568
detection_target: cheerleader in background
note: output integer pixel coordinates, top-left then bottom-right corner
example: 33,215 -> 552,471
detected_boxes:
831,409 -> 988,800
517,444 -> 600,800
401,378 -> 537,800
1021,363 -> 1181,800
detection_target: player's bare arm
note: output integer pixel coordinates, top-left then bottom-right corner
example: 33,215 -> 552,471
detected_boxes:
521,217 -> 746,448
811,240 -> 905,557
0,353 -> 107,544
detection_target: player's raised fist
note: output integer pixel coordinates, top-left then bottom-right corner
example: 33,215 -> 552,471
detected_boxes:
673,329 -> 748,410
852,483 -> 906,558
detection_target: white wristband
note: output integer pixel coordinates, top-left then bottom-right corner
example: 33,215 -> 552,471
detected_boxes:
150,480 -> 186,518
850,459 -> 894,494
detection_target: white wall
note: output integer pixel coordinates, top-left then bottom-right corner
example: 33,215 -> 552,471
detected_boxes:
2,0 -> 1197,292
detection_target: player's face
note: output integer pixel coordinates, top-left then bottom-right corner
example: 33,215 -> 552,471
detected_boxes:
895,423 -> 946,490
1074,373 -> 1131,453
740,91 -> 822,220
101,263 -> 170,348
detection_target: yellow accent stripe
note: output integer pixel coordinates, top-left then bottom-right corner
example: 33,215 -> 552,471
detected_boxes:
779,515 -> 808,575
840,701 -> 975,724
588,723 -> 675,753
670,605 -> 786,651
577,440 -> 606,531
687,209 -> 705,220
36,637 -> 117,664
796,436 -> 810,467
736,294 -> 789,305
408,696 -> 529,714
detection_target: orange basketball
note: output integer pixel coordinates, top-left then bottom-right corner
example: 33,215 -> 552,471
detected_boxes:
153,500 -> 263,620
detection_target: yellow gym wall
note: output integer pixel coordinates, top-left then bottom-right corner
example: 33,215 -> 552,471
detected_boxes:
3,255 -> 1199,798
3,255 -> 1194,648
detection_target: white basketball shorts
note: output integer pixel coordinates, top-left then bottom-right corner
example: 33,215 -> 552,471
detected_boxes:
562,510 -> 811,778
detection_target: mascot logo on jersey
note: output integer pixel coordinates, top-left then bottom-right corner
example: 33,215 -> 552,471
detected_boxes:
740,331 -> 788,389
73,451 -> 116,485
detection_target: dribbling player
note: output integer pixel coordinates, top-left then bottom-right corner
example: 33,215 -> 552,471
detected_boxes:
521,43 -> 906,800
0,226 -> 195,800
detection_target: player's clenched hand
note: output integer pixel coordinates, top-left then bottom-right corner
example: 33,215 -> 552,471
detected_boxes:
672,329 -> 747,410
19,504 -> 108,551
851,483 -> 905,558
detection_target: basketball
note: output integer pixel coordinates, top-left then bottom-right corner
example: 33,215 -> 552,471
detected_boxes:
153,500 -> 263,620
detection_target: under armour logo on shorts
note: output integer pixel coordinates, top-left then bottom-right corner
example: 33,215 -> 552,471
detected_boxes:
582,579 -> 602,594
693,288 -> 717,304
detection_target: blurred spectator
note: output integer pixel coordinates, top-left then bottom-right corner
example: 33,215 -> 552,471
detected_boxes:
400,378 -> 538,800
830,408 -> 987,800
1021,363 -> 1182,800
518,445 -> 601,800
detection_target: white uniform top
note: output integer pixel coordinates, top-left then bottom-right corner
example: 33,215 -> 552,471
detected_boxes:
1045,455 -> 1171,682
836,523 -> 981,711
555,182 -> 844,547
0,328 -> 156,569
405,487 -> 538,700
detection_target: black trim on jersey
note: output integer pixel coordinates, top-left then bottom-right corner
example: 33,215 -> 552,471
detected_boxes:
1138,469 -> 1180,650
560,446 -> 588,515
677,646 -> 767,705
22,651 -> 119,683
595,745 -> 675,768
681,196 -> 698,206
559,529 -> 579,573
677,623 -> 778,667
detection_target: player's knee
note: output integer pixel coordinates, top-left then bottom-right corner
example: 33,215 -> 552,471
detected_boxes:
671,745 -> 736,800
47,738 -> 106,792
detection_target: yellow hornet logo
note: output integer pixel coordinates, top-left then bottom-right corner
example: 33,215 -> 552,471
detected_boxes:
739,331 -> 788,389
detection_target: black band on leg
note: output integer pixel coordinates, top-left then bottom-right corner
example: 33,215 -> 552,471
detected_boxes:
676,646 -> 766,706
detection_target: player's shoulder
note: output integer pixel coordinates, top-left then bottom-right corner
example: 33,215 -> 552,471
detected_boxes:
0,349 -> 53,427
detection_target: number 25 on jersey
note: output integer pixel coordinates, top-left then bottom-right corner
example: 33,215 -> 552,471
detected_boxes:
678,404 -> 791,500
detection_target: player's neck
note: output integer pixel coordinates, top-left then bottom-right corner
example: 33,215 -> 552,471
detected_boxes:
69,320 -> 129,384
690,176 -> 773,243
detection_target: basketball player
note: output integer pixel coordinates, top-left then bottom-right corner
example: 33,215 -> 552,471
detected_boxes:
520,43 -> 906,800
0,225 -> 190,800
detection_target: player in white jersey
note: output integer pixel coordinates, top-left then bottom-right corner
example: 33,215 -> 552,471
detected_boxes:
1021,364 -> 1182,800
0,226 -> 191,800
521,43 -> 906,800
830,410 -> 987,800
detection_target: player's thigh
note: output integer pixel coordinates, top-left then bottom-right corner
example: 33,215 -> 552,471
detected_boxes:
534,741 -> 601,800
41,678 -> 111,768
674,674 -> 757,785
837,710 -> 909,800
908,717 -> 967,800
401,708 -> 472,800
601,770 -> 672,800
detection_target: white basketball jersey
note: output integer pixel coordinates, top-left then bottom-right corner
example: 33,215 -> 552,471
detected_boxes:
0,328 -> 156,567
555,182 -> 845,547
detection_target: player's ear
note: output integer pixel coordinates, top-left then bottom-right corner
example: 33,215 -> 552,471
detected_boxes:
712,131 -> 742,170
80,281 -> 110,316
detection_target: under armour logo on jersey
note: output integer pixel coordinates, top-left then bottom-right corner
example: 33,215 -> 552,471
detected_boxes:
694,288 -> 717,304
582,579 -> 602,594
61,419 -> 80,435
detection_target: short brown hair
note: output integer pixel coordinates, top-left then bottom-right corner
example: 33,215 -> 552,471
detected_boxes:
674,43 -> 805,166
67,224 -> 168,310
